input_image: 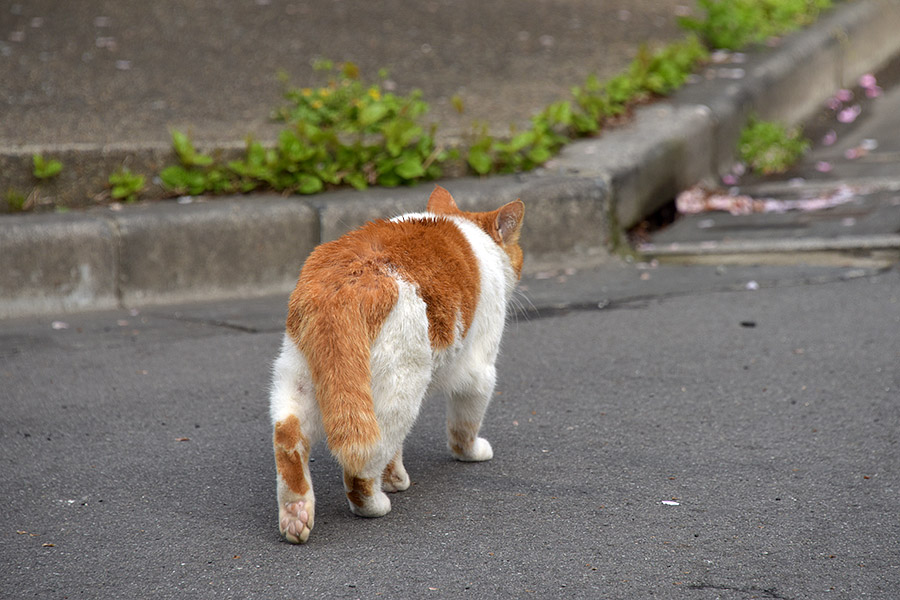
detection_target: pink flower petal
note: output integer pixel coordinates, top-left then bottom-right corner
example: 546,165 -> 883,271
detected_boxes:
865,86 -> 883,99
825,97 -> 842,111
859,73 -> 877,89
822,130 -> 837,146
836,89 -> 854,102
837,105 -> 861,124
721,174 -> 738,186
815,161 -> 833,173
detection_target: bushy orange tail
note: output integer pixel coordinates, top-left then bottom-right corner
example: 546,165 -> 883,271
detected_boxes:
286,241 -> 398,474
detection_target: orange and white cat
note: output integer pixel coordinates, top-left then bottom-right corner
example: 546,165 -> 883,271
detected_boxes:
268,185 -> 524,543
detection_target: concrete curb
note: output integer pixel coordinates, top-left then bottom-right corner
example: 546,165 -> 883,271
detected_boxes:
639,234 -> 900,269
3,0 -> 900,319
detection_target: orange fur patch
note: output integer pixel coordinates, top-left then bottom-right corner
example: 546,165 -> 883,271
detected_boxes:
343,473 -> 375,508
382,455 -> 398,482
381,450 -> 404,486
274,416 -> 310,495
448,421 -> 479,456
428,186 -> 525,279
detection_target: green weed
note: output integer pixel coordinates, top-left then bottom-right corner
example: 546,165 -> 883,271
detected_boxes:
680,0 -> 832,50
5,189 -> 28,212
108,168 -> 146,203
160,61 -> 449,196
32,154 -> 63,180
738,116 -> 809,174
468,35 -> 709,175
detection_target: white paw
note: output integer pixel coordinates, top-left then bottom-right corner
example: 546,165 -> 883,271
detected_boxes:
279,499 -> 314,544
453,437 -> 493,462
382,466 -> 410,493
348,490 -> 392,518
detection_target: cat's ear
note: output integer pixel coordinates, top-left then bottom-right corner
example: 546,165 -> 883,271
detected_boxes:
427,185 -> 461,215
493,200 -> 525,244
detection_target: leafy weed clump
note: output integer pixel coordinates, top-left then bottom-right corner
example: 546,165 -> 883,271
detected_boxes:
738,116 -> 809,174
32,154 -> 63,180
467,35 -> 709,174
680,0 -> 832,50
161,61 -> 450,196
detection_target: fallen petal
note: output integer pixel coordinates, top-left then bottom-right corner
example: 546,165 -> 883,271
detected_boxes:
865,86 -> 883,99
815,161 -> 833,173
837,105 -> 861,123
859,73 -> 877,89
51,321 -> 69,330
836,89 -> 854,102
821,130 -> 837,146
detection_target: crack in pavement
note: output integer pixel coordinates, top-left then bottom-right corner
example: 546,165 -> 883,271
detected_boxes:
687,581 -> 795,600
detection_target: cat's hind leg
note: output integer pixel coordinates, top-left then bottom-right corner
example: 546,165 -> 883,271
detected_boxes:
381,447 -> 410,492
446,364 -> 496,462
270,336 -> 322,543
341,445 -> 411,516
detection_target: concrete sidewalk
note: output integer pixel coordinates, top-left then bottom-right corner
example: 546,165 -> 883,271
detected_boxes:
2,1 -> 900,319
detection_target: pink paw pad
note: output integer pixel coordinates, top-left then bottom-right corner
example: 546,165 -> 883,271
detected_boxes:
285,501 -> 308,523
280,501 -> 312,543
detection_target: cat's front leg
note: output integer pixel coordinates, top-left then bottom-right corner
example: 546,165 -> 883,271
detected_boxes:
446,366 -> 496,462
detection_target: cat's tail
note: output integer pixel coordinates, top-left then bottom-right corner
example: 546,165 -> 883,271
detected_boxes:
287,265 -> 398,475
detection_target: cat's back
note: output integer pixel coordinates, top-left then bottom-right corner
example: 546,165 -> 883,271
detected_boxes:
290,212 -> 502,351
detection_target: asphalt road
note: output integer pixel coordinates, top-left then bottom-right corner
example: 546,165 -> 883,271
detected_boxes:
2,262 -> 898,599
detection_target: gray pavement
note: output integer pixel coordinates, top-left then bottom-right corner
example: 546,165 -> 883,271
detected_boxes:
1,262 -> 898,599
0,0 -> 685,147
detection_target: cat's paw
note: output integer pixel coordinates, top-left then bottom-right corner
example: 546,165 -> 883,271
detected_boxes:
382,463 -> 410,493
452,436 -> 493,462
348,490 -> 392,518
279,499 -> 314,544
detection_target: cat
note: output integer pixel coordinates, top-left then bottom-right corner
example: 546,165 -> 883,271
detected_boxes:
268,185 -> 524,544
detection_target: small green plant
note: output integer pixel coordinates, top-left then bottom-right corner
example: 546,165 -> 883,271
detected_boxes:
171,130 -> 215,168
5,189 -> 28,212
160,131 -> 236,195
108,168 -> 146,203
466,35 -> 709,175
32,154 -> 63,180
738,116 -> 809,174
273,60 -> 446,189
680,0 -> 832,50
160,62 -> 450,196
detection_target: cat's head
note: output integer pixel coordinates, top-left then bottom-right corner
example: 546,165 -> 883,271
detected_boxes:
426,185 -> 525,278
